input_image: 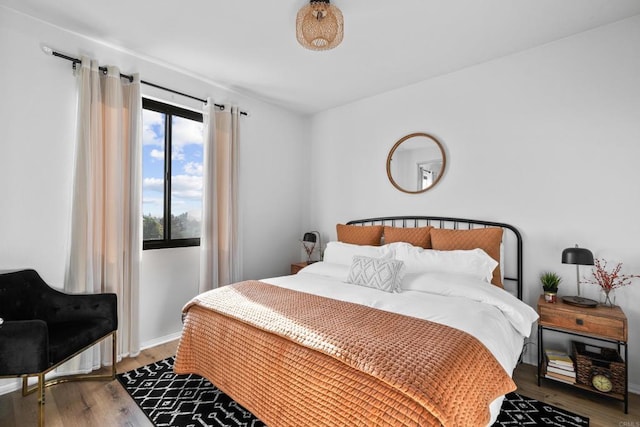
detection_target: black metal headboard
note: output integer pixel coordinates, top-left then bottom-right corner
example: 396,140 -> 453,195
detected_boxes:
346,216 -> 523,300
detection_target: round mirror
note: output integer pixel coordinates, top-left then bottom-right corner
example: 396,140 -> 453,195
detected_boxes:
386,132 -> 446,194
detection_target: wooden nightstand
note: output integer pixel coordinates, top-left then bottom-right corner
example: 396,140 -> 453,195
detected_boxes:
537,295 -> 628,412
290,262 -> 309,275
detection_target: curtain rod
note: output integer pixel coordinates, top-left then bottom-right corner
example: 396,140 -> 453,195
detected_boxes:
43,46 -> 248,117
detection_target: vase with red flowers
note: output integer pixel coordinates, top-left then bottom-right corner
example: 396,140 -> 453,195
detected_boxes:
581,258 -> 639,307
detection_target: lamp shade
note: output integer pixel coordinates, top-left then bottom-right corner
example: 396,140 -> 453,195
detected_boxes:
303,232 -> 317,243
561,247 -> 594,266
296,0 -> 343,51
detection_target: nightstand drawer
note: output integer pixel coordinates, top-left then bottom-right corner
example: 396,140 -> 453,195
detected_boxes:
539,305 -> 626,341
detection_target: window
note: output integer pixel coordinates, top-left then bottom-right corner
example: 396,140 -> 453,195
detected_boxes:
142,98 -> 203,249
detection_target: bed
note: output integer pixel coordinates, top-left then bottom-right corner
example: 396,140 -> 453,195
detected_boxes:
174,216 -> 538,426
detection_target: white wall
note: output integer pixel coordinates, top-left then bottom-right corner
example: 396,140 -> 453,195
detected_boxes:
308,15 -> 640,391
0,6 -> 309,393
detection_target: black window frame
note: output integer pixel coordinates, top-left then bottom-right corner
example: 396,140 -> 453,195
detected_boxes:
142,98 -> 203,250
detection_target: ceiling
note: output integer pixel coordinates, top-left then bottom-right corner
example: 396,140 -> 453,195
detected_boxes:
3,0 -> 640,114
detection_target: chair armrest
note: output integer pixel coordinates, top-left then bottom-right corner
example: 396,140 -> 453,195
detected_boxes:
0,320 -> 49,375
38,291 -> 118,331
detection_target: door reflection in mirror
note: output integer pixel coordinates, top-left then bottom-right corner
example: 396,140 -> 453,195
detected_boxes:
418,160 -> 442,189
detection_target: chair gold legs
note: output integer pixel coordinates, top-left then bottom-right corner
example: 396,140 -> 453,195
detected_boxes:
20,331 -> 117,426
37,373 -> 45,427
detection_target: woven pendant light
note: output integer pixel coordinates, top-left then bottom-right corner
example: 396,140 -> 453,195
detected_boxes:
296,0 -> 343,51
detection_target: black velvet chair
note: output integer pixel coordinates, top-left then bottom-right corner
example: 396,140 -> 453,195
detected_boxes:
0,269 -> 118,426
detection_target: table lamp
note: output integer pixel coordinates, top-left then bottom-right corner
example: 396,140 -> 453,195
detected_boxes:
561,244 -> 597,307
302,231 -> 320,263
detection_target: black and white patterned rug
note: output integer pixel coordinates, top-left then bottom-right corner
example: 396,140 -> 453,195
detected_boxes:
117,357 -> 589,427
494,392 -> 589,426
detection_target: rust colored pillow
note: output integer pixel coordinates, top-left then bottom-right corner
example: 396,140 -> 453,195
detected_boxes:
384,226 -> 433,249
336,224 -> 384,246
430,227 -> 504,288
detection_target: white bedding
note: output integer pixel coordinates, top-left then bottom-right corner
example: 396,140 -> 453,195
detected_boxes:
263,261 -> 538,425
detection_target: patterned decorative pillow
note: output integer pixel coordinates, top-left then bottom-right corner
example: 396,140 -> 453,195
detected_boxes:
336,224 -> 384,246
430,227 -> 504,288
347,256 -> 405,293
384,226 -> 433,248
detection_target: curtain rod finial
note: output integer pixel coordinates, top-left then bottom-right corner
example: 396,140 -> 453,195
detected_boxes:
41,45 -> 53,56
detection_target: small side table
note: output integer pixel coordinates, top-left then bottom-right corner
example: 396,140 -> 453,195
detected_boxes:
537,295 -> 628,413
290,262 -> 309,275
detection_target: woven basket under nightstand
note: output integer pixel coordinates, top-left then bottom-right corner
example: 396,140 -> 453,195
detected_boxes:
573,341 -> 625,395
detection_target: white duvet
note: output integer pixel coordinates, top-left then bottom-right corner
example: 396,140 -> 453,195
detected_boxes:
263,261 -> 538,425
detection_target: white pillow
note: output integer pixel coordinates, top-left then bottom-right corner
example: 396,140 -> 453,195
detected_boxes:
323,241 -> 392,266
297,261 -> 350,282
394,243 -> 498,283
347,256 -> 405,293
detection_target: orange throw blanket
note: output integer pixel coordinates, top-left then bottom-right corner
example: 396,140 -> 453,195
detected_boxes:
175,280 -> 515,426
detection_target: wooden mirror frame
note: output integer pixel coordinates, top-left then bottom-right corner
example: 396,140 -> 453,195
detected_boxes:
386,132 -> 447,194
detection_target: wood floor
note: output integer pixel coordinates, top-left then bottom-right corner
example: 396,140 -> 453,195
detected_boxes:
0,339 -> 637,426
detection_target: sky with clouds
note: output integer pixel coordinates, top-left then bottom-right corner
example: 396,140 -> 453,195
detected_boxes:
142,109 -> 203,220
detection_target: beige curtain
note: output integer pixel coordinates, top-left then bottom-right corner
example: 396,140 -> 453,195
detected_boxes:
199,100 -> 241,292
64,58 -> 141,372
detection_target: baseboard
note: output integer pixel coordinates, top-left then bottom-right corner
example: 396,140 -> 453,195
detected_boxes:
0,365 -> 100,397
140,331 -> 182,351
0,378 -> 21,396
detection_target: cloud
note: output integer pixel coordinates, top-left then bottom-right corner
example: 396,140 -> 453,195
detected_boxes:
184,162 -> 203,176
172,116 -> 203,161
173,116 -> 203,148
171,174 -> 202,200
143,108 -> 203,161
142,109 -> 164,147
150,149 -> 164,160
143,177 -> 164,192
